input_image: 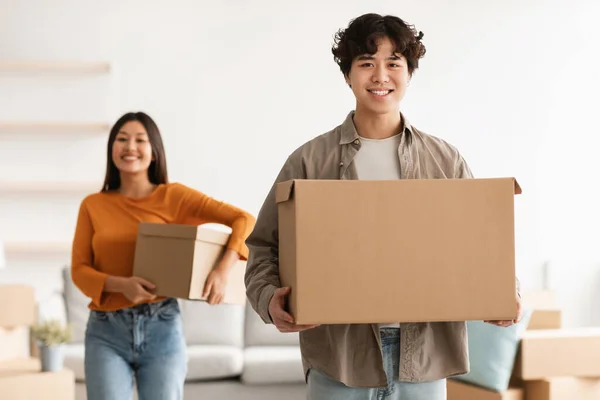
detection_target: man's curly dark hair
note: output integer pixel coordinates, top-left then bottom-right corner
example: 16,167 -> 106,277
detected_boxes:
332,13 -> 426,77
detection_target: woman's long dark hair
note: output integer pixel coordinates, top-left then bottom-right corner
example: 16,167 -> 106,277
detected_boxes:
101,112 -> 168,192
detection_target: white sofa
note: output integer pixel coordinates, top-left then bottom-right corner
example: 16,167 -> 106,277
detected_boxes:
0,265 -> 307,400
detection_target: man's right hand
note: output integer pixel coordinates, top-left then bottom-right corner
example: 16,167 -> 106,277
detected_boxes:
268,287 -> 319,333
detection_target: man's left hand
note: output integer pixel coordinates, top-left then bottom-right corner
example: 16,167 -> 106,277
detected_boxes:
484,292 -> 523,328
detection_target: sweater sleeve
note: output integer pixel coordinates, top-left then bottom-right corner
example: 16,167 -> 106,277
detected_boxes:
173,184 -> 256,260
71,199 -> 109,307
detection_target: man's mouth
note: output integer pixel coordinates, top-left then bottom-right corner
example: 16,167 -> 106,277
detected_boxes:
368,89 -> 393,97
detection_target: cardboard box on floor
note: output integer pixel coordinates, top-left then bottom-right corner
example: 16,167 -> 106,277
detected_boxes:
513,327 -> 600,380
133,223 -> 247,305
0,358 -> 74,400
276,178 -> 520,324
521,290 -> 562,330
525,377 -> 600,400
447,379 -> 523,400
0,285 -> 36,362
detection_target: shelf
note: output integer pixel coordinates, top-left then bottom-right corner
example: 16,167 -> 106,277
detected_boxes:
0,61 -> 110,73
0,182 -> 99,194
5,241 -> 71,257
0,122 -> 110,133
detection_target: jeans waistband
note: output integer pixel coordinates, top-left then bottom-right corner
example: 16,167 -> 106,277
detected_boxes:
100,298 -> 177,317
380,327 -> 400,339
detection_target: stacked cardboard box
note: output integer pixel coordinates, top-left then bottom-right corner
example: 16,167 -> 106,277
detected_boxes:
449,290 -> 600,399
0,285 -> 75,399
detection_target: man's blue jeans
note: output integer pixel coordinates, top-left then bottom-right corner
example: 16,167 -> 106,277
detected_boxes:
84,298 -> 187,400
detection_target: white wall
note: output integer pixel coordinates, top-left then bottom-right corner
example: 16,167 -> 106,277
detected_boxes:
1,0 -> 599,325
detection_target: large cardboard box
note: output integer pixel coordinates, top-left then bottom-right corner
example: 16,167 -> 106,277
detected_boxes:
276,178 -> 520,324
525,377 -> 600,400
447,379 -> 523,400
133,223 -> 246,305
0,285 -> 36,327
0,358 -> 74,400
514,328 -> 600,379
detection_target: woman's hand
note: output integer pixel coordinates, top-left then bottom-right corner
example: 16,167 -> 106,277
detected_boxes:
203,269 -> 228,305
105,276 -> 156,304
202,248 -> 240,305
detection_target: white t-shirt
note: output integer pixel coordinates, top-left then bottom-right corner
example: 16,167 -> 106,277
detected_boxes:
353,133 -> 402,330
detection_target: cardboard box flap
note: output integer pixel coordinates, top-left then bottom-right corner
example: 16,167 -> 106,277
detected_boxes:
275,179 -> 521,202
275,179 -> 296,203
511,178 -> 522,195
481,177 -> 521,195
138,223 -> 230,245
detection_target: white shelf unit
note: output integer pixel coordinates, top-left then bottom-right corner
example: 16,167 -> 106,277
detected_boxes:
0,61 -> 110,73
0,122 -> 110,133
0,60 -> 110,262
0,182 -> 100,194
5,241 -> 72,257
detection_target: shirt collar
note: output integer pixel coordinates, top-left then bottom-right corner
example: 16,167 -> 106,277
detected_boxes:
339,110 -> 413,145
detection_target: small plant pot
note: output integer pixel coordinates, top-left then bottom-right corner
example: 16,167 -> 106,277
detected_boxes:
39,344 -> 64,372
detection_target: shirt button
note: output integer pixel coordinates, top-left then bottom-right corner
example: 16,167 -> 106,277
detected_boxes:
353,139 -> 360,145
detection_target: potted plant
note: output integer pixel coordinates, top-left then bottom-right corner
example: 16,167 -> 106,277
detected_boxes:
31,319 -> 72,372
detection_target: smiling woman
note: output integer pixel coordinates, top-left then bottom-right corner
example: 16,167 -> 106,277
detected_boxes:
70,111 -> 255,400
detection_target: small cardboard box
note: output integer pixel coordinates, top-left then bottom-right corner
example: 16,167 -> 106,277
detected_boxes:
527,309 -> 562,330
447,379 -> 523,400
514,328 -> 600,379
0,285 -> 36,328
525,377 -> 600,400
276,178 -> 520,324
0,327 -> 30,362
0,358 -> 74,400
133,223 -> 246,305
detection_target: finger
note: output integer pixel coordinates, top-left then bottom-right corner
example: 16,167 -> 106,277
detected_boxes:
273,309 -> 295,324
135,277 -> 156,289
274,287 -> 291,299
203,282 -> 213,299
208,290 -> 217,305
278,324 -> 319,333
141,291 -> 156,301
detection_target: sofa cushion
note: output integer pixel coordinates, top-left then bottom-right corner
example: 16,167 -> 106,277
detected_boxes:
453,308 -> 533,392
62,266 -> 90,343
63,343 -> 85,381
244,304 -> 299,347
242,346 -> 304,384
180,300 -> 244,347
186,345 -> 243,381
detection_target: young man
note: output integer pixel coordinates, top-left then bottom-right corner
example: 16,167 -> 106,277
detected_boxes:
245,13 -> 522,400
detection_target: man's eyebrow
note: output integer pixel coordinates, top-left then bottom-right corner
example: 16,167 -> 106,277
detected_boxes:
356,54 -> 402,61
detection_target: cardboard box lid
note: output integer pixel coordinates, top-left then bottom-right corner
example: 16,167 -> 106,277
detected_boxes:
138,223 -> 230,245
276,177 -> 521,203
